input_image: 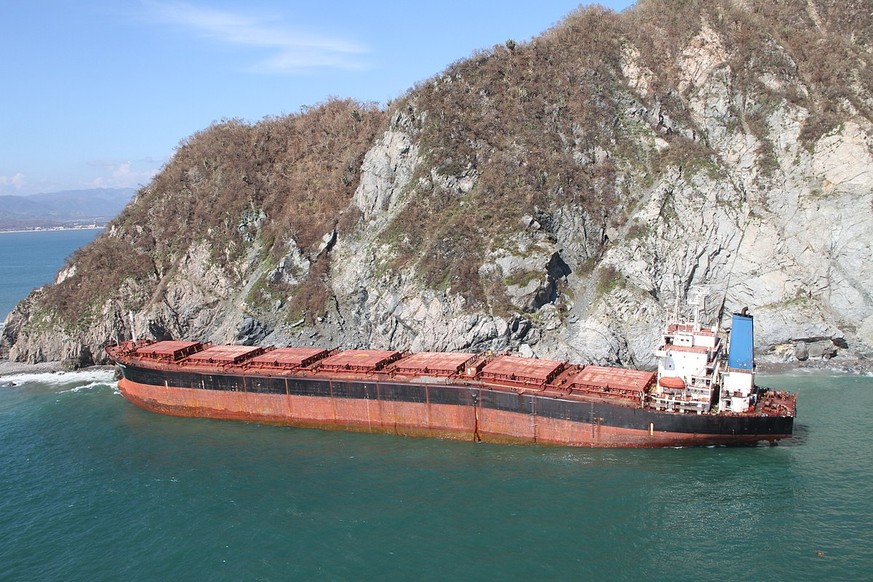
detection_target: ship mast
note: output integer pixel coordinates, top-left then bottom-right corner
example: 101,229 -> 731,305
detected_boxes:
688,287 -> 706,332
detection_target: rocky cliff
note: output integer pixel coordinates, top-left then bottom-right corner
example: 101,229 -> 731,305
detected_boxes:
4,0 -> 872,370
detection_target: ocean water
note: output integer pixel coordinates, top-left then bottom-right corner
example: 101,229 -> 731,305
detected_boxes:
0,229 -> 101,322
2,231 -> 872,581
1,372 -> 871,581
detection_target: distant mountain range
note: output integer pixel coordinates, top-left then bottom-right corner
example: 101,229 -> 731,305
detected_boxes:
0,188 -> 135,230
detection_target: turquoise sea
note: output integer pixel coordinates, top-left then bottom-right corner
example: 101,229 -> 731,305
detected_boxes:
0,229 -> 101,321
2,231 -> 872,581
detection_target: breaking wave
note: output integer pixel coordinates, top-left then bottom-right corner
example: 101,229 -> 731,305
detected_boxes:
58,380 -> 117,394
0,368 -> 116,390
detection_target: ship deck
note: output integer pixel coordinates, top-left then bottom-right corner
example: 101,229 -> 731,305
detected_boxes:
106,340 -> 795,418
108,341 -> 652,406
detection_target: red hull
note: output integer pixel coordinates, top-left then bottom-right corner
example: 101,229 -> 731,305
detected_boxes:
118,379 -> 787,448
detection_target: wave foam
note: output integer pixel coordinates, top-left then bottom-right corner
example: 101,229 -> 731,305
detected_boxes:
1,368 -> 116,388
59,380 -> 115,393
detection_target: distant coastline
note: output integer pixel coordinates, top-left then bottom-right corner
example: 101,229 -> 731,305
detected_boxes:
0,225 -> 105,235
0,187 -> 133,233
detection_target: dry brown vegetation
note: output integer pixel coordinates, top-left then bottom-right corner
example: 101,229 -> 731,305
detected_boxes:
625,0 -> 873,142
45,99 -> 386,323
375,0 -> 872,310
382,7 -> 634,307
33,0 -> 873,328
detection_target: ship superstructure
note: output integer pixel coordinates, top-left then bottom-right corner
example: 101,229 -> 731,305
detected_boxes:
653,290 -> 723,414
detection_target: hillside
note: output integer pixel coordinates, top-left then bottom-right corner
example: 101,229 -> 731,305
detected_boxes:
0,188 -> 135,230
3,0 -> 873,370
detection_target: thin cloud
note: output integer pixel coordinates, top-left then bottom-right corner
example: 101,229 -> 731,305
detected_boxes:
0,172 -> 26,191
89,161 -> 157,189
143,1 -> 369,73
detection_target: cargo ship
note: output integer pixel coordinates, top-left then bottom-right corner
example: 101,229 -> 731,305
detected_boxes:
106,301 -> 795,447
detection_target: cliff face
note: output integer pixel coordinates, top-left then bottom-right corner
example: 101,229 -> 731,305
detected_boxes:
4,0 -> 873,369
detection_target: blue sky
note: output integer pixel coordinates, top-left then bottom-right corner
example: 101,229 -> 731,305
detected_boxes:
1,1 -> 634,196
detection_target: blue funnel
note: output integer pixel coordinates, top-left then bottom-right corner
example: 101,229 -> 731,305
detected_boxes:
727,313 -> 755,370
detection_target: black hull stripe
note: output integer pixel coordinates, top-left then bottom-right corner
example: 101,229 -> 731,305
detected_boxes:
121,364 -> 793,436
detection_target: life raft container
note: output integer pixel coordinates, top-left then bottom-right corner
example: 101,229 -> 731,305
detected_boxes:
659,376 -> 685,390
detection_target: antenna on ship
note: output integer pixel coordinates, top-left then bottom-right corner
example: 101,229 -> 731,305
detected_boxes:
671,276 -> 681,326
688,286 -> 708,330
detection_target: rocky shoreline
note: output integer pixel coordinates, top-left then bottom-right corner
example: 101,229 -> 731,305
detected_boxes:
0,358 -> 116,378
0,359 -> 65,376
757,357 -> 873,376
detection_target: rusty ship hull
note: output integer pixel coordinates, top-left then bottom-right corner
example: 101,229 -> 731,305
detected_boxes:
108,341 -> 795,448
